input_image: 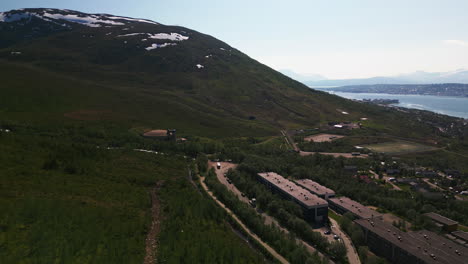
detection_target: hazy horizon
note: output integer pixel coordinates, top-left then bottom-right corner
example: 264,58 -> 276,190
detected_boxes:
2,0 -> 468,79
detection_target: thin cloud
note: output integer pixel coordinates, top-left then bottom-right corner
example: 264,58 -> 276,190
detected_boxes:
443,39 -> 468,46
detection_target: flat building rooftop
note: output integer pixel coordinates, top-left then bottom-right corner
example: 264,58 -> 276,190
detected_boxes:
424,212 -> 458,226
452,231 -> 468,242
257,172 -> 327,209
355,218 -> 468,264
295,179 -> 335,197
143,130 -> 167,137
329,197 -> 382,219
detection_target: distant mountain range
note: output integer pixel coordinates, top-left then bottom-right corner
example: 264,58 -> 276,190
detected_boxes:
280,69 -> 468,86
278,69 -> 326,82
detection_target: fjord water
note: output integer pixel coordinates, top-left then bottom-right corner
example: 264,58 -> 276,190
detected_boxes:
325,91 -> 468,119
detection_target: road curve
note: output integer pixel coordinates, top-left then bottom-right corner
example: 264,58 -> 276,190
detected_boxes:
329,218 -> 361,264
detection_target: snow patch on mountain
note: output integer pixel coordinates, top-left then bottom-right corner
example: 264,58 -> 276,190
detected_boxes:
0,12 -> 32,22
117,33 -> 147,37
106,16 -> 158,25
42,12 -> 125,27
145,43 -> 177,51
118,32 -> 189,41
148,33 -> 189,41
0,9 -> 159,28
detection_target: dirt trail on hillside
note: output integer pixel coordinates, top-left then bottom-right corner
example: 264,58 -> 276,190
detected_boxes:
143,181 -> 164,264
281,130 -> 300,152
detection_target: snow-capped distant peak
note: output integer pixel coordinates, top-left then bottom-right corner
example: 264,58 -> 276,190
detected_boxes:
439,68 -> 468,77
0,8 -> 159,28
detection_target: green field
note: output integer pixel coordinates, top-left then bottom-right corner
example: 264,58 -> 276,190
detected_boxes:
363,140 -> 438,154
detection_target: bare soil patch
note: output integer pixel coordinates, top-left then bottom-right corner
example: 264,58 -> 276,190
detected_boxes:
304,133 -> 345,143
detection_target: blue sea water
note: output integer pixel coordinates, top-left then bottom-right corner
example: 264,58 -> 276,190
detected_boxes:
324,91 -> 468,119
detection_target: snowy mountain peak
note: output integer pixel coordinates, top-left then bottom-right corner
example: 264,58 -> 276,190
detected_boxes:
0,8 -> 159,27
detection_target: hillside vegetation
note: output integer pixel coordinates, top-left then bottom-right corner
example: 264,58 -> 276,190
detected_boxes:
0,8 -> 467,264
0,124 -> 266,263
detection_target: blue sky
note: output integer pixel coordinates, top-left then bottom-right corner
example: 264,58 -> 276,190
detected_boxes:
2,0 -> 468,79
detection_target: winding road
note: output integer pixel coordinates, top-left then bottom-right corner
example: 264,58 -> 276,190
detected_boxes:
329,218 -> 361,264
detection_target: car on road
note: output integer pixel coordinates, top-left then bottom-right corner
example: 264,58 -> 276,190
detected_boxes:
249,198 -> 256,208
241,193 -> 246,197
333,234 -> 340,240
324,230 -> 331,235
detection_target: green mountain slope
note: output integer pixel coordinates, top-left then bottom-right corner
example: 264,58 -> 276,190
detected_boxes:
0,8 -> 390,137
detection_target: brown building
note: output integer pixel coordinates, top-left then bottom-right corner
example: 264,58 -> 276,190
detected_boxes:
355,218 -> 468,264
329,196 -> 382,220
257,172 -> 328,227
143,129 -> 176,141
424,212 -> 458,232
294,179 -> 336,199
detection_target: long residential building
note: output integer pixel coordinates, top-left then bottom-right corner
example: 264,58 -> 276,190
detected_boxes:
294,179 -> 336,199
329,196 -> 382,220
257,172 -> 328,226
423,212 -> 458,232
355,218 -> 468,264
